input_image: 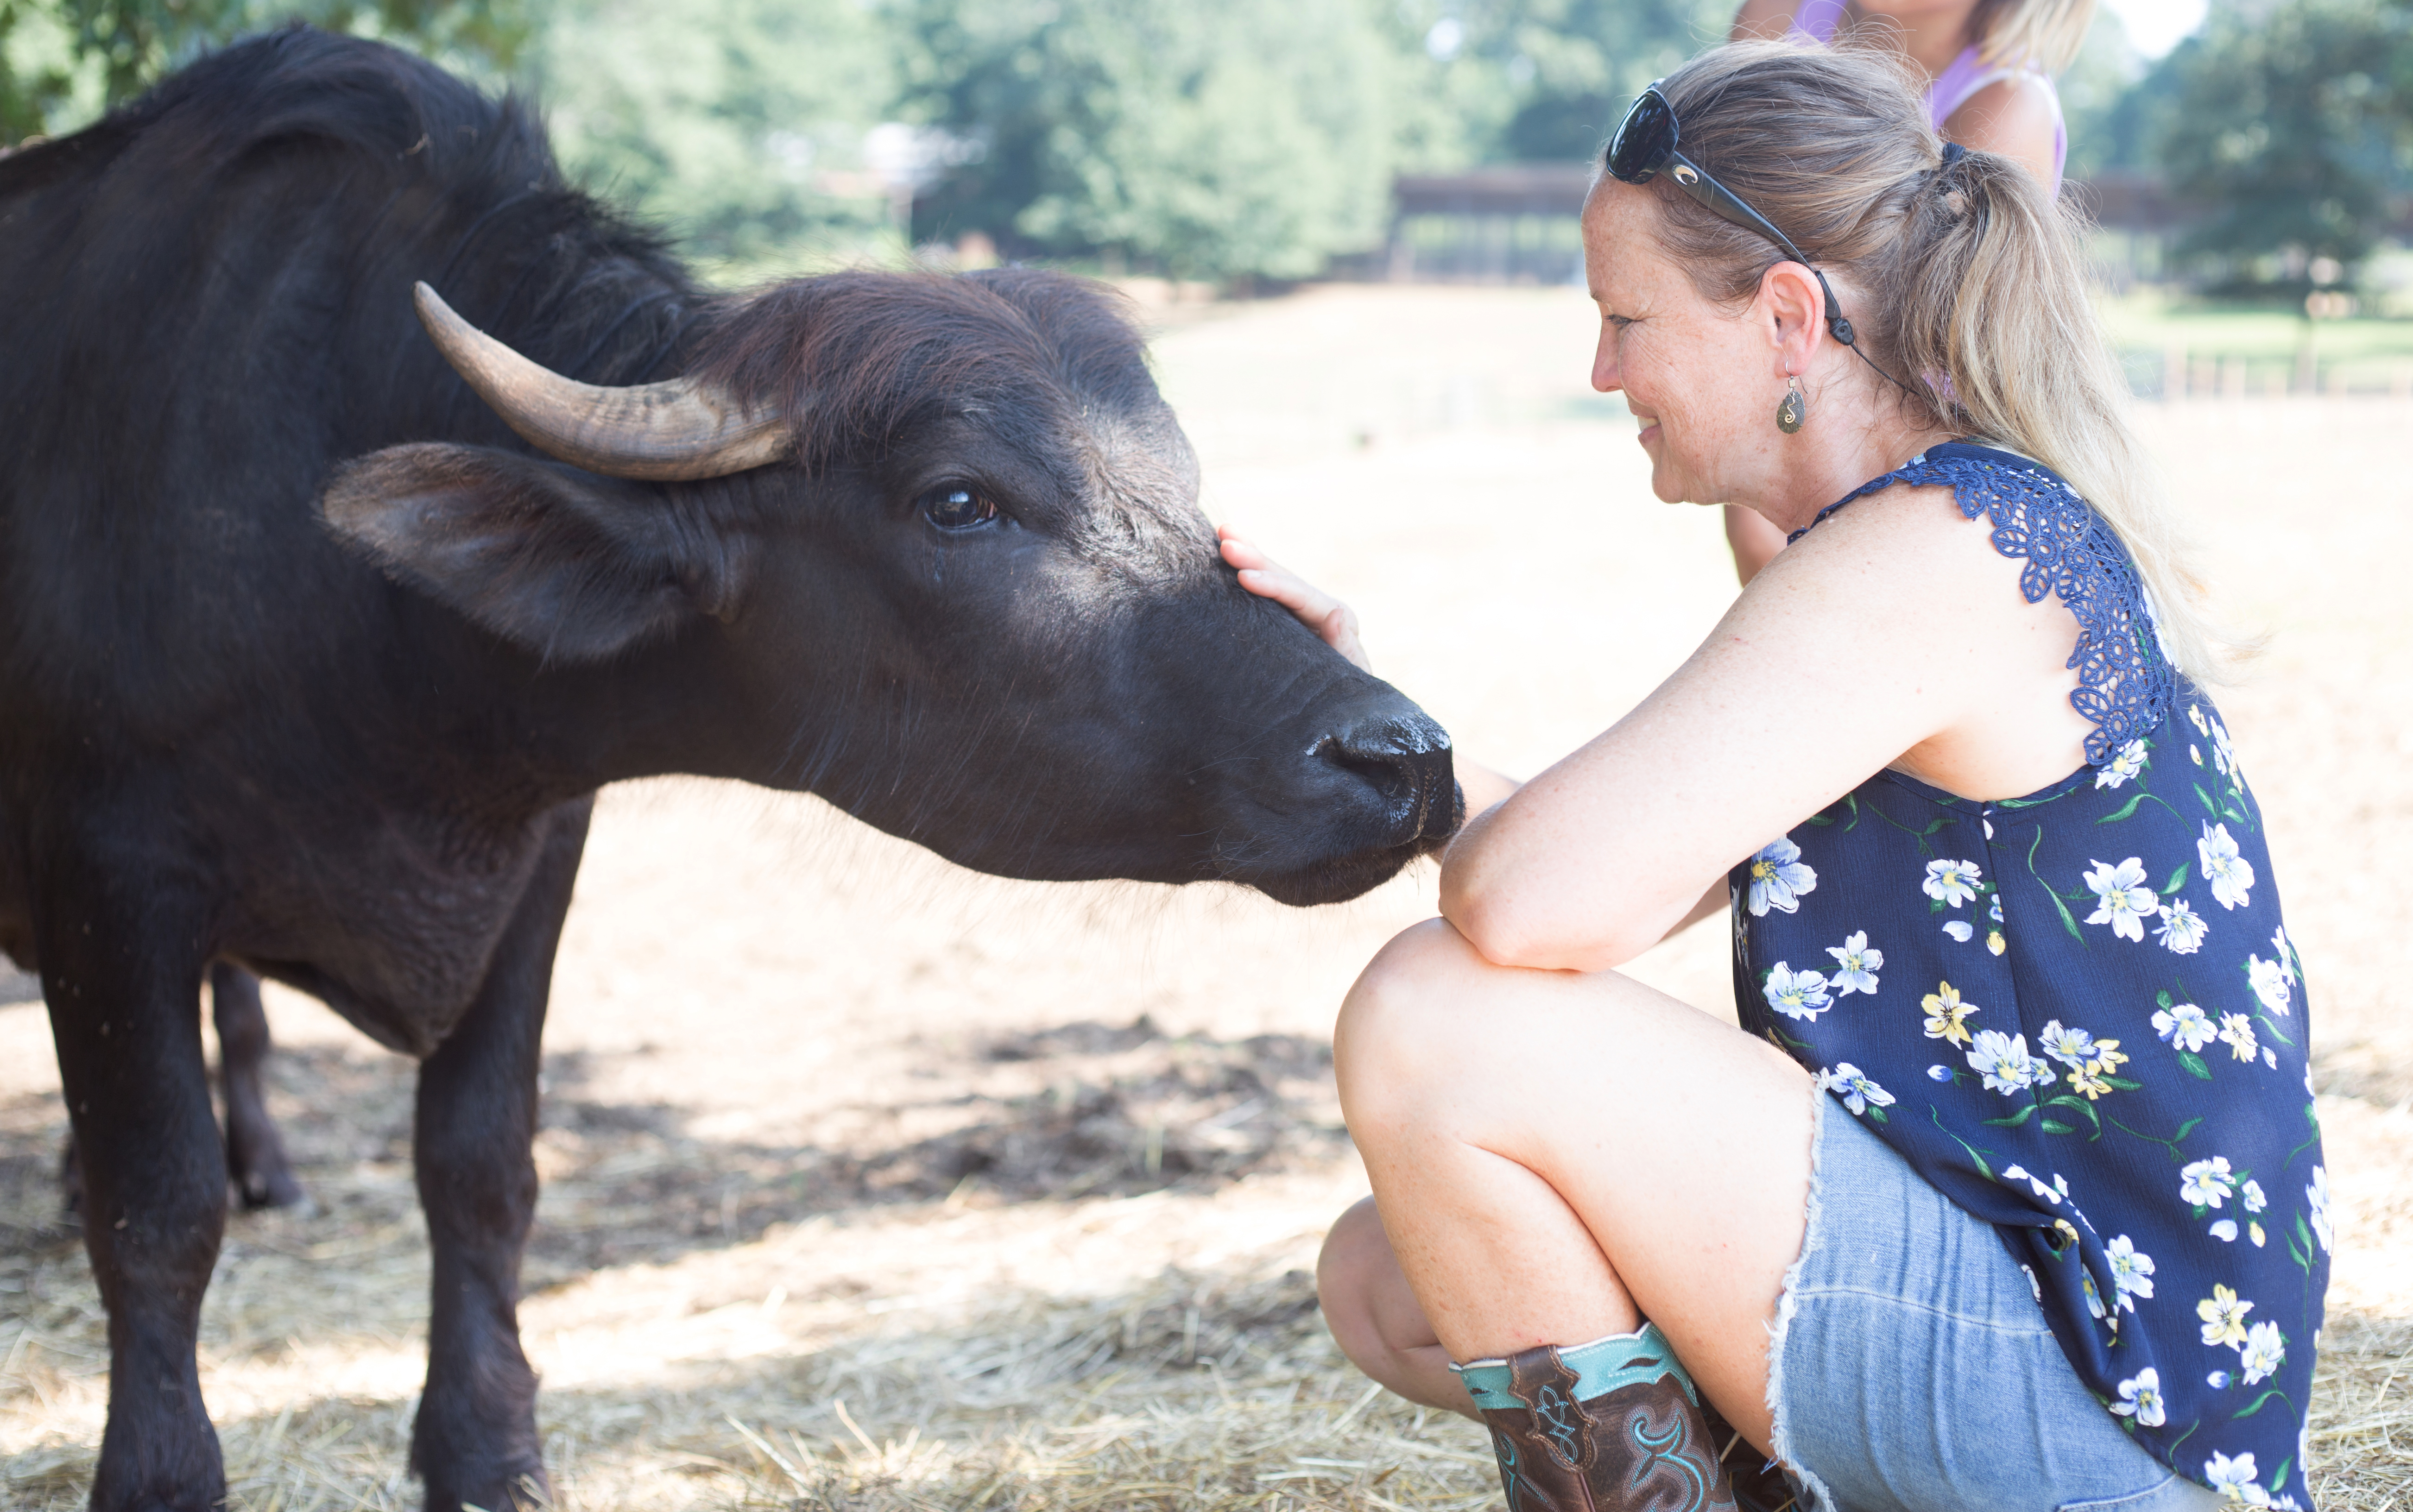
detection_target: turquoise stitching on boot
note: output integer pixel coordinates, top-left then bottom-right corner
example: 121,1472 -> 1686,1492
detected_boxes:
1630,1410 -> 1709,1512
1455,1322 -> 1701,1412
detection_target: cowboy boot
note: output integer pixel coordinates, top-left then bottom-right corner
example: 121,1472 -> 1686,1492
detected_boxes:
1457,1323 -> 1739,1512
1698,1398 -> 1797,1512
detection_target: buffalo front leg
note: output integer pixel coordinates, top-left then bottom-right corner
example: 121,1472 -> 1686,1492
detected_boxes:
211,963 -> 304,1210
409,798 -> 592,1512
37,859 -> 226,1512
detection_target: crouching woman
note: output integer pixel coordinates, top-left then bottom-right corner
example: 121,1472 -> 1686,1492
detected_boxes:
1230,41 -> 2327,1512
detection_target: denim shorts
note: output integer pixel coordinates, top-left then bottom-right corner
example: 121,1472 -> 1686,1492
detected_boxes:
1767,1094 -> 2229,1512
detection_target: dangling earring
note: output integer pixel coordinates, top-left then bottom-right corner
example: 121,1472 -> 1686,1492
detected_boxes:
1776,374 -> 1807,434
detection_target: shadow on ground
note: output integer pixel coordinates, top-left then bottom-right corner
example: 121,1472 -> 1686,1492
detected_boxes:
0,1010 -> 1347,1308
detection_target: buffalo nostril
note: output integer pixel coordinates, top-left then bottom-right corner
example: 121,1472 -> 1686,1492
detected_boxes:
1313,714 -> 1457,839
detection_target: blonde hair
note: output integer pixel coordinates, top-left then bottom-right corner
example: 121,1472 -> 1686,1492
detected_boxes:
1633,41 -> 2233,684
1970,0 -> 2097,72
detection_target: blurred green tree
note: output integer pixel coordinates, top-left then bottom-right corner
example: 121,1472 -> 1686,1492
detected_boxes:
532,0 -> 896,272
2150,0 -> 2413,282
894,0 -> 1410,282
0,0 -> 528,141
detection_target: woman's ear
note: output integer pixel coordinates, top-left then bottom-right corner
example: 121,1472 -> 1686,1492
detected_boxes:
1758,261 -> 1829,377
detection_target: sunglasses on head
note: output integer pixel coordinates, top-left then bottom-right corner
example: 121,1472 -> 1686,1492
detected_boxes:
1605,82 -> 1860,351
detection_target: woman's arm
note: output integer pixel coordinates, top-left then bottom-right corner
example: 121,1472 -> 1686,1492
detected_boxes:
1729,0 -> 1799,42
1942,76 -> 2061,190
1438,484 -> 2047,973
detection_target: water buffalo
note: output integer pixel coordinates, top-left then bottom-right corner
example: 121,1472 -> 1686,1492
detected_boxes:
0,28 -> 1456,1512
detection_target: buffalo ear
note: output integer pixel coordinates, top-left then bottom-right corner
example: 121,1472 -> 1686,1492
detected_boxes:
321,443 -> 748,662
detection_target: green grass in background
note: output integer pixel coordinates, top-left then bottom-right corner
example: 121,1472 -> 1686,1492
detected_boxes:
2097,289 -> 2413,397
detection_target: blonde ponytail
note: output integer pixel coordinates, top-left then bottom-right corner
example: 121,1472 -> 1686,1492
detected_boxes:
1643,41 -> 2236,684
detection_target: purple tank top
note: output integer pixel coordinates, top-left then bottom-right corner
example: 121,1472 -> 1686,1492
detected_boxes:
1789,0 -> 2066,195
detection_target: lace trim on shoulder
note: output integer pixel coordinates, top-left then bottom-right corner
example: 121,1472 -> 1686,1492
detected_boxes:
1796,448 -> 2173,765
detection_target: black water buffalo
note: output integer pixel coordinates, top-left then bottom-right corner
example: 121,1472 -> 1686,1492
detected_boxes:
0,29 -> 1456,1512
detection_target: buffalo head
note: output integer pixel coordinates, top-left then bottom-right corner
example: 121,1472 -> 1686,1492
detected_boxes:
322,269 -> 1458,905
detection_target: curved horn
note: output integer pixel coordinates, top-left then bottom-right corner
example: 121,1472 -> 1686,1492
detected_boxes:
413,282 -> 789,482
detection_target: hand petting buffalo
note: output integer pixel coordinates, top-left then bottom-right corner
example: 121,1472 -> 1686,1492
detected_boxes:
0,28 -> 1457,1512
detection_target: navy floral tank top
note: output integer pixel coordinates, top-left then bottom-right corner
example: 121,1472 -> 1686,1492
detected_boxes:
1731,443 -> 2327,1507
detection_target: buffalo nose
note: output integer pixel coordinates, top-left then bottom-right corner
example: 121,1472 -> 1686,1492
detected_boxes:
1313,708 -> 1459,843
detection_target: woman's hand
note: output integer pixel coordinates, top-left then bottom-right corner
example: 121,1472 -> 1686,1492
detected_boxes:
1219,526 -> 1371,673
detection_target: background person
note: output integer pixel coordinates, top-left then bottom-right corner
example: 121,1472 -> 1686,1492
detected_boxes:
1226,40 -> 2321,1512
1722,0 -> 2094,583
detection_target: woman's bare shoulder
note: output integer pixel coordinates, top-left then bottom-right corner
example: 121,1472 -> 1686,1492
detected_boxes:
1730,0 -> 1801,42
1770,479 -> 2039,611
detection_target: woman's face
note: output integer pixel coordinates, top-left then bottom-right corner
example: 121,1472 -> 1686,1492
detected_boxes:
1581,181 -> 1781,508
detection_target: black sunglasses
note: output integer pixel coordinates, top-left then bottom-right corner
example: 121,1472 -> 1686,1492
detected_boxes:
1605,82 -> 1860,351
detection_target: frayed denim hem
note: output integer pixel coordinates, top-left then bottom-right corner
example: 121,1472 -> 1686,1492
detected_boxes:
1766,1085 -> 1840,1512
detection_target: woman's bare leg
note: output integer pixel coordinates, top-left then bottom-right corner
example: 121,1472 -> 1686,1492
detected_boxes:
1316,1196 -> 1478,1418
1333,917 -> 1814,1454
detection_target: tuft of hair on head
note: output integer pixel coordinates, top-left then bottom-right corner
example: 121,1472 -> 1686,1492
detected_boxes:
1638,38 -> 2241,684
1968,0 -> 2098,73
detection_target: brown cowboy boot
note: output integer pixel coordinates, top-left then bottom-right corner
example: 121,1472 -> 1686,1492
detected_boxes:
1457,1324 -> 1740,1512
1698,1398 -> 1798,1512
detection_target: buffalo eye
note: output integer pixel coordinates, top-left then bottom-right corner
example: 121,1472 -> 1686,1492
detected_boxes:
918,485 -> 1001,530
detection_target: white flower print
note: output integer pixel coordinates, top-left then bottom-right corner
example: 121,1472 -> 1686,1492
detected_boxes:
2096,738 -> 2149,788
1921,982 -> 1979,1046
2001,1163 -> 2068,1205
2239,1321 -> 2287,1385
2040,1021 -> 2101,1067
1816,1063 -> 1895,1116
2211,715 -> 2244,787
1923,857 -> 1983,907
2271,926 -> 2299,986
2199,822 -> 2257,911
2190,742 -> 2204,766
2247,954 -> 2292,1016
1986,892 -> 2005,955
2110,1367 -> 2167,1426
2154,1002 -> 2217,1052
2262,1046 -> 2278,1069
2188,703 -> 2210,736
1745,838 -> 1816,917
2242,1179 -> 2268,1215
2218,1012 -> 2259,1063
2204,1450 -> 2261,1503
1824,931 -> 1883,995
2181,1156 -> 2238,1208
2082,857 -> 2160,941
2155,897 -> 2210,954
2106,1235 -> 2156,1309
1762,962 -> 1833,1022
2198,1283 -> 2254,1347
2211,1219 -> 2239,1242
1967,1030 -> 2049,1095
2308,1168 -> 2333,1254
1941,920 -> 1974,943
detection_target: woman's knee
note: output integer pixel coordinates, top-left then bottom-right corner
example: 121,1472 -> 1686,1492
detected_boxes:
1333,917 -> 1490,1112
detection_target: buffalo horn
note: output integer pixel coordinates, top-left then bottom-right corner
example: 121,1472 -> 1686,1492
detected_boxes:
412,282 -> 788,481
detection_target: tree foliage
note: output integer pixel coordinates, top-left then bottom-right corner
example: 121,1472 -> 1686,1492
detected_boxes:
534,0 -> 895,270
891,0 -> 1409,281
2150,0 -> 2413,276
0,0 -> 527,140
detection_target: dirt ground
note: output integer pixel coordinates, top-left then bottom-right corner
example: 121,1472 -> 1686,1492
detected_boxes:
4,285 -> 2411,1510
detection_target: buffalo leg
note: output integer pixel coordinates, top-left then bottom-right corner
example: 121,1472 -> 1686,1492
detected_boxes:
211,964 -> 303,1210
37,856 -> 226,1512
59,964 -> 303,1213
409,797 -> 591,1512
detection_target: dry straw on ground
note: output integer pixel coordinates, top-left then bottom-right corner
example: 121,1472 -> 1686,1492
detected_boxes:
6,288 -> 2413,1509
